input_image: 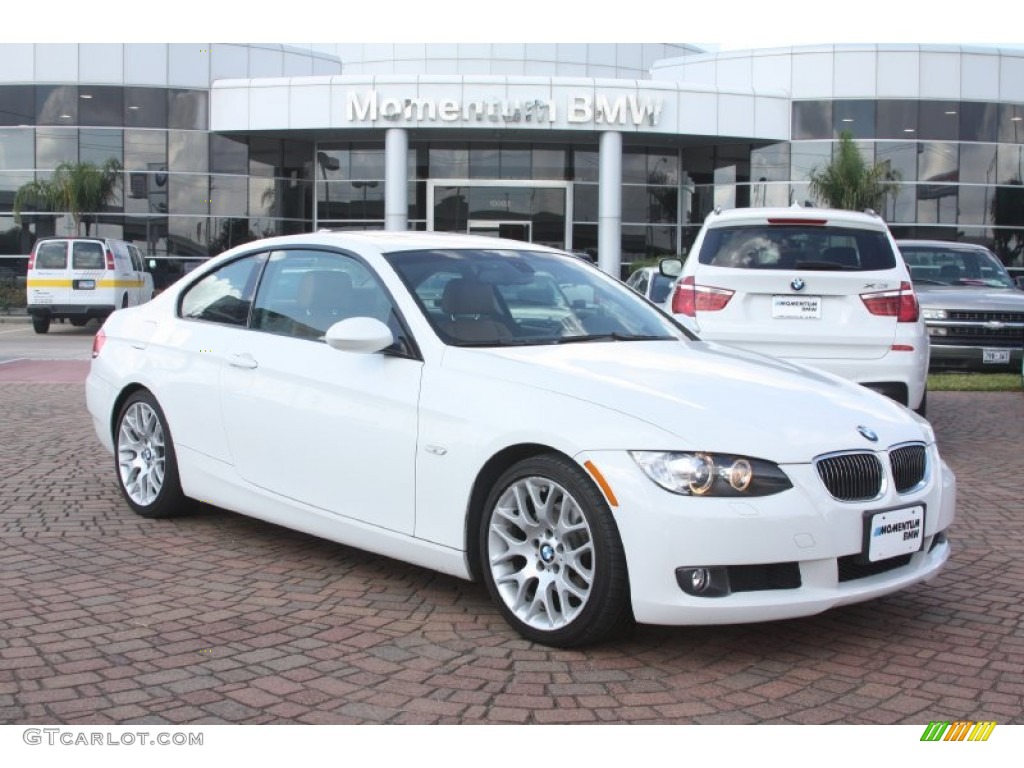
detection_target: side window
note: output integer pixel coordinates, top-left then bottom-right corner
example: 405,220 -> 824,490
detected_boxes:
251,249 -> 399,342
128,245 -> 143,273
180,253 -> 266,327
34,242 -> 68,270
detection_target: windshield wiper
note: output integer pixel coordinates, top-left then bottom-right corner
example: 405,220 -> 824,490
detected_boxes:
551,333 -> 673,344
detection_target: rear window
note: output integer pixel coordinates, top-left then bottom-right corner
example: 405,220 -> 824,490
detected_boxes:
698,225 -> 897,271
72,241 -> 105,270
901,245 -> 1014,288
34,241 -> 67,270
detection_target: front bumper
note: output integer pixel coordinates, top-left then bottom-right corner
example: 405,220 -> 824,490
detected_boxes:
927,342 -> 1023,372
579,447 -> 955,626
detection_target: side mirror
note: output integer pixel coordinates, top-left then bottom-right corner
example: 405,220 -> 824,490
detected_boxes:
324,317 -> 394,354
659,258 -> 683,278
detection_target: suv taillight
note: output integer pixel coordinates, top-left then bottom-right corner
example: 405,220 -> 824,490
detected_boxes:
860,281 -> 920,322
91,328 -> 106,358
671,276 -> 734,316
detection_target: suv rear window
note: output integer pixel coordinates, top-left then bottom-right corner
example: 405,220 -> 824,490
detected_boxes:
698,225 -> 897,271
72,241 -> 105,270
34,241 -> 67,269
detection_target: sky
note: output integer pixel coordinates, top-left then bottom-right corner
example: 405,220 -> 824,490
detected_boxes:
6,0 -> 1022,50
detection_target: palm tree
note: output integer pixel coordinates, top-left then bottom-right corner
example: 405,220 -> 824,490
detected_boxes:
14,158 -> 123,236
808,132 -> 900,214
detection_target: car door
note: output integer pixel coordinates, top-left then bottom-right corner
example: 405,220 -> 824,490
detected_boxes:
219,248 -> 422,535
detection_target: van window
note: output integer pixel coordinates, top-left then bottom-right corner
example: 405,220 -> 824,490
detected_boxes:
35,241 -> 68,269
72,241 -> 105,270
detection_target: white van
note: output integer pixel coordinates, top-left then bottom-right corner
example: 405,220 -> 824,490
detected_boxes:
26,237 -> 155,334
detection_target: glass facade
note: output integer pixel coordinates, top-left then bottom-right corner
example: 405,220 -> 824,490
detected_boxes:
3,78 -> 1024,275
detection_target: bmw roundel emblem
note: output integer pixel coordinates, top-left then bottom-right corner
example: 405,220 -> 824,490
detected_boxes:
791,278 -> 806,292
858,426 -> 879,442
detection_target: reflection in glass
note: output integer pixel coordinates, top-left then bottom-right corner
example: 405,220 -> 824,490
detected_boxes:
0,129 -> 35,171
317,180 -> 383,221
0,86 -> 36,126
210,135 -> 248,175
573,149 -> 598,182
532,147 -> 566,180
168,90 -> 208,131
997,144 -> 1024,184
168,130 -> 209,173
36,128 -> 78,170
791,143 -> 832,182
79,129 -> 122,166
350,146 -> 384,180
792,101 -> 831,141
622,148 -> 647,184
751,143 -> 790,183
250,138 -> 282,178
573,183 -> 597,222
876,101 -> 918,140
833,100 -> 875,139
78,86 -> 123,127
999,104 -> 1024,144
919,101 -> 959,141
124,87 -> 168,128
919,143 -> 959,183
469,146 -> 498,179
960,143 -> 998,184
36,86 -> 78,126
169,175 -> 208,216
960,102 -> 998,143
210,176 -> 248,217
429,147 -> 469,178
957,185 -> 992,226
124,129 -> 167,173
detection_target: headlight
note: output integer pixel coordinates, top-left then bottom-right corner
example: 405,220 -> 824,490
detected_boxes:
630,451 -> 793,497
922,308 -> 948,320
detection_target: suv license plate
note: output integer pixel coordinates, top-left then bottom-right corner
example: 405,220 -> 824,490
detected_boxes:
772,296 -> 821,319
983,349 -> 1010,364
867,506 -> 924,562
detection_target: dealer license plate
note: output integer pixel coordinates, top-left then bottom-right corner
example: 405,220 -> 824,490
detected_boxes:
867,506 -> 925,562
983,348 -> 1010,364
772,295 -> 821,319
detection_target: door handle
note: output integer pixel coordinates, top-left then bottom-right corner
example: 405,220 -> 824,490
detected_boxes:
227,352 -> 258,369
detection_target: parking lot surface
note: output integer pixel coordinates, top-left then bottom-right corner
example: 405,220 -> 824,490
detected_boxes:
0,342 -> 1022,724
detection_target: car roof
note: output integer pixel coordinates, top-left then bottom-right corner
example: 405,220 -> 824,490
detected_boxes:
703,206 -> 888,229
300,230 -> 566,255
896,240 -> 993,251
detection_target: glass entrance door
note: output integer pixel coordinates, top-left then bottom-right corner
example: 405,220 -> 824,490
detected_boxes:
428,180 -> 571,249
467,220 -> 532,241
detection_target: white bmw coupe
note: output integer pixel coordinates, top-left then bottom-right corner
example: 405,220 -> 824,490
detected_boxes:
86,231 -> 955,647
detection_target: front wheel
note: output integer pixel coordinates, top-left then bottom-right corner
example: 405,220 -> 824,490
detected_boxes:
479,454 -> 632,647
115,390 -> 189,518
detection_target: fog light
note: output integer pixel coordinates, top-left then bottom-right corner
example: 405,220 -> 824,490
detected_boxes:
675,566 -> 731,597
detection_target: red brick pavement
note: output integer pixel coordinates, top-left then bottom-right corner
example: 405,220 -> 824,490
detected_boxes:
0,378 -> 1022,725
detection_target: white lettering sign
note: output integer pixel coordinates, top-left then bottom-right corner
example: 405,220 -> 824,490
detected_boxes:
345,91 -> 662,127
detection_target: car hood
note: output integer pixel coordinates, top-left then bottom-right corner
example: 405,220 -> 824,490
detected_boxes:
915,286 -> 1024,311
442,339 -> 930,462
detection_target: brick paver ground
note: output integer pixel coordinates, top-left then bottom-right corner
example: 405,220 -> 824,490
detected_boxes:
1,378 -> 1022,725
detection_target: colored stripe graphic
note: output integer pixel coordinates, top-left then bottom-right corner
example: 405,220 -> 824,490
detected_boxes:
920,720 -> 996,742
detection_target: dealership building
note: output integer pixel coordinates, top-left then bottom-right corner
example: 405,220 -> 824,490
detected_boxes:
2,42 -> 1024,280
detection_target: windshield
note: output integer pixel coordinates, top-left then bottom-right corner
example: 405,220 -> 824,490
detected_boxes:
385,248 -> 687,347
900,245 -> 1014,288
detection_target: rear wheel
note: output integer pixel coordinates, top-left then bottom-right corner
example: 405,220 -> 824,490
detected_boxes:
115,390 -> 189,519
479,454 -> 632,647
31,315 -> 50,334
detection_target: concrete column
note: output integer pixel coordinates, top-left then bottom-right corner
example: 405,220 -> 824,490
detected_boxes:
598,131 -> 622,278
384,128 -> 408,231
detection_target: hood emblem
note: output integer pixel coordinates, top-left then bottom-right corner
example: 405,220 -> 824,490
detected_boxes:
858,426 -> 879,443
791,278 -> 806,292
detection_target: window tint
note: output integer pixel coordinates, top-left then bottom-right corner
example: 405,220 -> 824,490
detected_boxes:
698,226 -> 897,271
34,241 -> 67,269
901,246 -> 1014,288
180,253 -> 266,326
251,249 -> 400,343
72,241 -> 105,270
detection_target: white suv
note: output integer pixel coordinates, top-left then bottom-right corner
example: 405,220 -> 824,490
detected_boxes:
663,207 -> 930,415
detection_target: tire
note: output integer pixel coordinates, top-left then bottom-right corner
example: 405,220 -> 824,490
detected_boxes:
114,390 -> 189,519
914,388 -> 927,418
32,315 -> 50,334
121,293 -> 129,309
479,454 -> 633,647
70,318 -> 88,327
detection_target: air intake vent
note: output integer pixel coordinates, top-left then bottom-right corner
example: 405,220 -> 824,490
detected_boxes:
890,443 -> 928,493
815,452 -> 883,501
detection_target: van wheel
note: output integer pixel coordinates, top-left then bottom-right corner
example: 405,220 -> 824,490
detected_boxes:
32,315 -> 50,334
115,390 -> 189,519
70,318 -> 88,327
121,294 -> 129,308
